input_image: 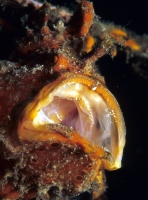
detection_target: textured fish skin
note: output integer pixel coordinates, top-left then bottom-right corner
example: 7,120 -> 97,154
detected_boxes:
0,1 -> 126,199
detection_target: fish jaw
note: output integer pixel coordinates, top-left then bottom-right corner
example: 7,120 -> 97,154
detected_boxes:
18,72 -> 126,171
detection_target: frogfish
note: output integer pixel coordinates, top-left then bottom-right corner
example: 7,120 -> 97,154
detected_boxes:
0,0 -> 126,199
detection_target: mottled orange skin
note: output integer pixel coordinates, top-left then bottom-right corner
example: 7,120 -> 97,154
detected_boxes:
65,1 -> 94,37
109,28 -> 141,52
0,0 -> 125,200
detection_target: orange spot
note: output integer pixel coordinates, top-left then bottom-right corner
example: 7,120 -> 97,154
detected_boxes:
54,55 -> 70,72
110,29 -> 127,38
124,39 -> 141,51
84,34 -> 95,53
110,29 -> 141,51
112,47 -> 117,57
110,29 -> 127,42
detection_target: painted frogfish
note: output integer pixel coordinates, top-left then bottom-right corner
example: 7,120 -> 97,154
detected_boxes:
0,0 -> 128,199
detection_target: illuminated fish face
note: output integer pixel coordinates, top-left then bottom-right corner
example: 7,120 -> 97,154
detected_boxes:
0,0 -> 127,198
18,72 -> 126,196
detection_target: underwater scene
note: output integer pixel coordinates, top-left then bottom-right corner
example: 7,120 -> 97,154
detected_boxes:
0,0 -> 147,199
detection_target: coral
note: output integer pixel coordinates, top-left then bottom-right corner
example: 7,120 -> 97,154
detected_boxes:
0,0 -> 127,199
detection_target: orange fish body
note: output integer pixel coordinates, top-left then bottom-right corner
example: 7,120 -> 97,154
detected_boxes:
0,0 -> 126,199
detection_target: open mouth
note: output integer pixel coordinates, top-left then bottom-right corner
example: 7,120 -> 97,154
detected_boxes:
18,73 -> 125,169
36,86 -> 115,151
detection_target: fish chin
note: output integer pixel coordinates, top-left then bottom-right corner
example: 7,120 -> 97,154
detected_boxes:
18,72 -> 126,170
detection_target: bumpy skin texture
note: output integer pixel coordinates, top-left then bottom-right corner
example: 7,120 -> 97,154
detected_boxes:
0,0 -> 127,199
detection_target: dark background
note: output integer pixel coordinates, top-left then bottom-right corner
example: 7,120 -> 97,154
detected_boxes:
95,1 -> 148,200
48,0 -> 148,200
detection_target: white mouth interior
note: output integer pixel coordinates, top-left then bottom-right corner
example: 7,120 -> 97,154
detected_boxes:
33,82 -> 117,155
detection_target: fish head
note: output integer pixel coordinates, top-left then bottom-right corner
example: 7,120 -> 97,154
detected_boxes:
17,71 -> 126,196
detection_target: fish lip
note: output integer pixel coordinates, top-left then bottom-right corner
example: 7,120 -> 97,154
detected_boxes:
18,72 -> 126,170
